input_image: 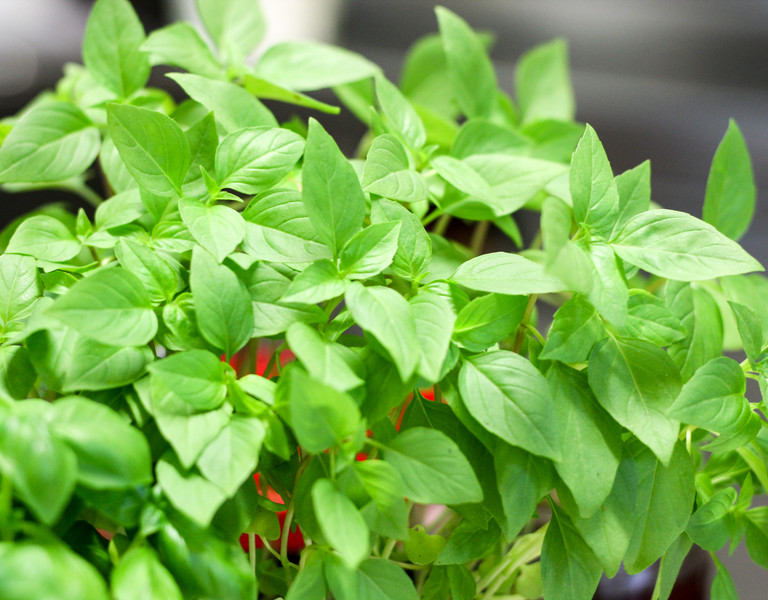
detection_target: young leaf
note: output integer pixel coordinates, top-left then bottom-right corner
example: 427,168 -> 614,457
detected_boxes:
370,199 -> 431,279
313,479 -> 370,569
82,0 -> 150,97
703,119 -> 755,241
540,296 -> 606,363
435,519 -> 499,565
686,487 -> 736,551
611,209 -> 763,281
111,546 -> 183,600
115,239 -> 178,305
156,455 -> 227,527
453,293 -> 527,352
516,38 -> 575,125
409,291 -> 456,383
0,254 -> 39,329
729,301 -> 763,367
339,222 -> 401,279
141,22 -> 222,79
383,427 -> 482,505
107,103 -> 191,196
243,75 -> 341,114
588,336 -> 681,464
436,7 -> 497,118
6,216 -> 80,263
325,556 -> 419,600
458,350 -> 561,460
148,350 -> 227,412
710,560 -> 739,600
623,289 -> 686,346
374,74 -> 426,148
362,135 -> 427,204
450,252 -> 567,295
582,241 -> 629,326
612,160 -> 651,236
650,532 -> 693,600
195,0 -> 265,64
0,102 -> 99,184
46,267 -> 157,347
281,260 -> 347,304
179,196 -> 245,263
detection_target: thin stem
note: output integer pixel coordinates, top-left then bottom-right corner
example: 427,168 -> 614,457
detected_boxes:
392,560 -> 427,571
512,295 -> 538,354
0,472 -> 13,541
70,183 -> 104,207
280,502 -> 296,586
248,533 -> 257,575
433,213 -> 452,236
470,220 -> 491,256
381,538 -> 398,559
421,208 -> 446,227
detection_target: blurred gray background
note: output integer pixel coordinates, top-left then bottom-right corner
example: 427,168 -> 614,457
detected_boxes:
0,0 -> 767,597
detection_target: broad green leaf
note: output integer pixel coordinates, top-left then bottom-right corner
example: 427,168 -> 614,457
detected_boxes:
405,524 -> 448,565
278,367 -> 360,453
570,125 -> 619,236
196,415 -> 265,496
302,118 -> 366,254
612,160 -> 651,236
243,223 -> 331,264
313,479 -> 370,569
548,365 -> 621,518
286,322 -> 364,392
0,254 -> 39,328
611,209 -> 763,281
243,187 -> 322,240
453,293 -> 527,352
167,73 -> 277,131
451,252 -> 567,295
339,222 -> 401,279
451,118 -> 531,159
281,260 -> 347,304
325,557 -> 419,600
0,411 -> 77,525
399,33 -> 456,118
46,267 -> 157,347
190,247 -> 253,357
623,289 -> 686,346
383,427 -> 482,505
432,155 -> 496,212
107,103 -> 191,195
650,533 -> 693,600
409,291 -> 456,383
179,196 -> 245,263
541,505 -> 602,600
285,555 -> 327,600
746,507 -> 768,568
436,7 -> 497,118
624,440 -> 695,574
215,126 -> 304,195
82,0 -> 150,97
156,455 -> 227,527
459,350 -> 561,460
362,135 -> 427,203
115,239 -> 178,305
540,296 -> 606,363
686,488 -> 736,551
710,561 -> 739,600
729,301 -> 763,367
95,188 -> 143,229
0,543 -> 109,600
516,38 -> 575,124
255,42 -> 380,92
371,200 -> 431,279
0,346 -> 35,402
51,396 -> 152,490
374,74 -> 426,148
183,112 -> 218,188
345,283 -> 419,381
354,460 -> 406,512
703,120 -> 755,240
583,241 -> 628,326
251,300 -> 325,338
522,119 -> 586,163
195,0 -> 264,64
111,546 -> 183,600
148,350 -> 227,412
721,274 -> 768,341
141,22 -> 222,79
243,74 -> 341,114
588,336 -> 681,463
667,357 -> 758,436
99,138 -> 138,194
435,518 -> 500,565
0,102 -> 99,183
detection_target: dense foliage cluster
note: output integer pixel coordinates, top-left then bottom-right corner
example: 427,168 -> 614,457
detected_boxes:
0,0 -> 766,598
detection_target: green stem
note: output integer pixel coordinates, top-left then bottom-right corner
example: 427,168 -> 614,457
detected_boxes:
280,502 -> 296,585
433,213 -> 452,236
512,295 -> 538,354
70,183 -> 104,207
381,538 -> 398,559
248,533 -> 257,577
0,472 -> 13,541
422,208 -> 446,227
470,220 -> 490,256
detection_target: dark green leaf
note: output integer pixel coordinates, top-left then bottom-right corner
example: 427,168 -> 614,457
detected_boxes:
651,533 -> 693,600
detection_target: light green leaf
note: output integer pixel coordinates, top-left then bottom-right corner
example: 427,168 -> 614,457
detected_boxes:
354,460 -> 406,512
313,479 -> 370,569
453,293 -> 527,352
6,216 -> 80,263
115,239 -> 178,305
82,0 -> 150,97
459,350 -> 561,460
282,260 -> 347,304
243,74 -> 341,114
746,507 -> 768,569
286,322 -> 363,392
540,296 -> 606,363
0,102 -> 99,183
432,155 -> 496,211
179,196 -> 245,263
611,209 -> 763,281
99,138 -> 138,194
371,199 -> 431,279
703,119 -> 755,241
516,38 -> 575,125
0,254 -> 39,328
141,22 -> 222,79
325,557 -> 419,600
111,546 -> 183,600
374,74 -> 426,148
409,291 -> 456,383
451,118 -> 531,159
612,160 -> 651,236
95,188 -> 143,229
107,103 -> 191,196
450,252 -> 567,295
383,427 -> 482,505
339,222 -> 401,279
710,560 -> 738,600
195,0 -> 265,64
183,112 -> 218,188
148,350 -> 227,412
435,519 -> 499,565
729,301 -> 763,367
582,241 -> 629,326
362,135 -> 427,204
623,289 -> 686,346
686,488 -> 736,551
651,533 -> 693,600
156,454 -> 227,527
588,336 -> 681,463
243,223 -> 331,264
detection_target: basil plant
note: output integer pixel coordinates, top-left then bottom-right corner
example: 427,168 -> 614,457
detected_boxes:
0,0 -> 765,599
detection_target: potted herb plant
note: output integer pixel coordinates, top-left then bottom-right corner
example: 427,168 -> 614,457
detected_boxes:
0,0 -> 765,599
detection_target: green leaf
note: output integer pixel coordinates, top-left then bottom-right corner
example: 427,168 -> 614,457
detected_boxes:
453,293 -> 527,352
409,291 -> 456,383
746,507 -> 768,568
588,336 -> 681,463
51,396 -> 152,490
450,252 -> 567,295
570,124 -> 619,236
582,241 -> 629,326
451,118 -> 530,159
156,454 -> 227,527
100,138 -> 137,194
286,322 -> 364,392
302,118 -> 366,254
612,160 -> 651,236
703,120 -> 755,240
95,188 -> 143,229
286,555 -> 327,600
371,200 -> 431,279
611,209 -> 763,281
282,260 -> 347,304
313,479 -> 370,569
107,103 -> 191,195
383,427 -> 482,505
325,557 -> 419,600
516,38 -> 575,124
215,126 -> 304,195
459,350 -> 561,460
623,289 -> 686,346
0,254 -> 39,329
46,267 -> 157,347
179,196 -> 245,263
183,112 -> 218,188
141,22 -> 222,79
278,367 -> 361,453
111,546 -> 183,600
148,350 -> 227,412
435,518 -> 499,565
255,42 -> 380,92
82,0 -> 150,97
354,460 -> 406,512
243,74 -> 341,114
339,222 -> 401,279
405,525 -> 448,565
115,239 -> 178,305
0,411 -> 77,525
374,75 -> 426,148
0,346 -> 35,402
710,560 -> 739,600
168,73 -> 277,131
685,488 -> 736,551
362,135 -> 427,204
0,101 -> 99,183
243,223 -> 331,264
6,215 -> 80,263
624,440 -> 695,573
729,301 -> 763,367
540,296 -> 606,363
541,505 -> 602,600
667,357 -> 758,437
196,415 -> 265,496
436,7 -> 497,118
195,0 -> 264,64
432,155 -> 496,214
345,283 -> 419,381
548,365 -> 621,518
650,533 -> 693,600
190,247 -> 253,357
